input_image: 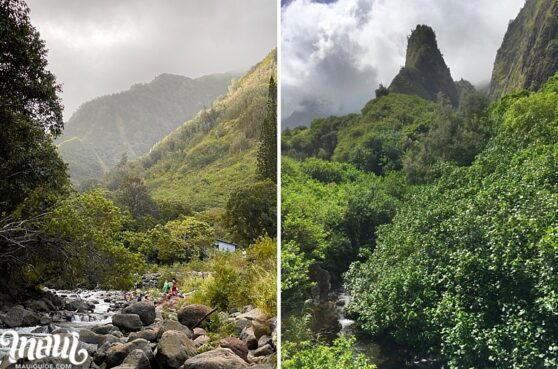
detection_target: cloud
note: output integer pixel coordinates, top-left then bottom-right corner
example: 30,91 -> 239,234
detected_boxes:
26,0 -> 277,119
281,0 -> 524,127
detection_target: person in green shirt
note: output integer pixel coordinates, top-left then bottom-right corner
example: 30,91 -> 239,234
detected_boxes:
162,280 -> 171,295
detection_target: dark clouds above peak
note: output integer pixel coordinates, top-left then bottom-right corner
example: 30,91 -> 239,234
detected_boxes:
26,0 -> 276,119
281,0 -> 524,128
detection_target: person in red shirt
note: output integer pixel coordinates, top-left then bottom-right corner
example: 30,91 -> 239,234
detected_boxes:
171,278 -> 178,296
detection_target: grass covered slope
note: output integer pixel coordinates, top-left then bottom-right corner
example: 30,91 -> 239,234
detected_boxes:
133,50 -> 277,211
57,72 -> 237,184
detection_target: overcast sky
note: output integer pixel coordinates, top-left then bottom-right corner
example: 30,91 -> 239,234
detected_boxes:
282,0 -> 525,127
27,0 -> 276,119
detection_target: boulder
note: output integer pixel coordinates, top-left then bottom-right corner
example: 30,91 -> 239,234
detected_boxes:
183,348 -> 249,369
105,338 -> 153,368
258,335 -> 272,348
177,304 -> 211,329
93,341 -> 118,364
193,335 -> 209,347
234,318 -> 251,335
122,302 -> 156,325
239,326 -> 258,350
253,344 -> 274,357
239,308 -> 268,322
113,349 -> 151,369
92,324 -> 120,335
25,299 -> 54,312
78,329 -> 103,345
128,328 -> 159,343
66,300 -> 92,312
158,319 -> 193,339
219,337 -> 248,361
155,330 -> 196,369
3,306 -> 40,327
192,328 -> 206,340
252,321 -> 270,340
112,313 -> 143,332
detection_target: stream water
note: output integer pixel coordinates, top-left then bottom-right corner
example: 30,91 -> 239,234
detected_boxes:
0,289 -> 117,361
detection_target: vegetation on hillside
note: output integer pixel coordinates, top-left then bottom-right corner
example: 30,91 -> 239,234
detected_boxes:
0,0 -> 277,317
282,8 -> 558,367
57,72 -> 236,184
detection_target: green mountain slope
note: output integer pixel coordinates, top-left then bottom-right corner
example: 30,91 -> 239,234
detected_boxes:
125,50 -> 277,211
389,25 -> 458,106
489,0 -> 558,99
57,72 -> 237,184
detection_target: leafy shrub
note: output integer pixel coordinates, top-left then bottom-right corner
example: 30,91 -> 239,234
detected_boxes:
190,236 -> 277,315
282,336 -> 377,369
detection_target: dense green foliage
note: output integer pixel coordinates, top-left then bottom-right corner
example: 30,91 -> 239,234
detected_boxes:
345,74 -> 558,368
224,179 -> 277,245
190,236 -> 277,315
0,0 -> 63,136
489,0 -> 558,100
257,77 -> 278,182
43,190 -> 146,289
282,336 -> 376,369
57,72 -> 236,184
281,156 -> 402,311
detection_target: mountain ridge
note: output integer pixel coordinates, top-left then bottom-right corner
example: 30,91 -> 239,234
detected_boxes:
57,71 -> 239,184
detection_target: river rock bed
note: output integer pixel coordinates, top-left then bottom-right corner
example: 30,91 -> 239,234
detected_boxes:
0,289 -> 276,368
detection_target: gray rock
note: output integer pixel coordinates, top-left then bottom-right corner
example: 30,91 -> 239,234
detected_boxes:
158,319 -> 193,339
78,328 -> 103,345
257,335 -> 271,348
183,348 -> 249,369
3,306 -> 40,327
253,344 -> 274,357
155,330 -> 197,369
92,324 -> 119,335
177,304 -> 211,329
123,302 -> 156,325
94,341 -> 118,364
239,326 -> 258,350
112,313 -> 143,332
112,349 -> 151,369
66,300 -> 92,312
234,318 -> 251,335
128,328 -> 159,343
105,338 -> 153,368
219,337 -> 248,361
194,335 -> 209,347
192,327 -> 206,339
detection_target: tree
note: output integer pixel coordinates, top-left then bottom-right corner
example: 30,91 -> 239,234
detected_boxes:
0,0 -> 68,215
224,180 -> 277,244
0,0 -> 63,135
43,190 -> 145,289
256,76 -> 277,182
112,175 -> 158,221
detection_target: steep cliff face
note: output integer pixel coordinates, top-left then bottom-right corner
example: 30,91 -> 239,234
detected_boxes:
389,25 -> 458,106
489,0 -> 558,100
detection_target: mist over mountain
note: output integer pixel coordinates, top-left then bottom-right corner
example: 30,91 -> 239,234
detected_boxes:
57,72 -> 237,184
